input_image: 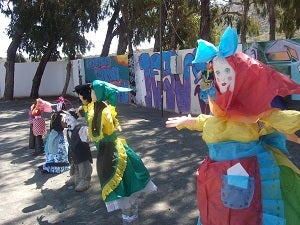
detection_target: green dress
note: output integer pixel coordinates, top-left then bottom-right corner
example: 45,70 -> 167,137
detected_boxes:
85,101 -> 157,212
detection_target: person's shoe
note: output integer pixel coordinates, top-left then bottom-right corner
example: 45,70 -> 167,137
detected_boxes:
41,169 -> 50,174
75,180 -> 90,192
32,151 -> 44,156
65,176 -> 75,186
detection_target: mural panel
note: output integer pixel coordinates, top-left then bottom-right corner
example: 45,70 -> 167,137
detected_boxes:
134,49 -> 215,115
84,55 -> 132,104
243,39 -> 300,100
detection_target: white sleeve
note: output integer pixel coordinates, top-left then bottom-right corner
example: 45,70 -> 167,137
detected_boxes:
63,128 -> 68,139
78,126 -> 88,142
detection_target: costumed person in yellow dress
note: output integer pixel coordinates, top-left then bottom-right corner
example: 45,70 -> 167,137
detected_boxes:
166,27 -> 300,225
85,80 -> 157,225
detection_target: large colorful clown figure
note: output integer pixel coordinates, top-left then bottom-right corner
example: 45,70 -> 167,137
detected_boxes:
166,27 -> 300,225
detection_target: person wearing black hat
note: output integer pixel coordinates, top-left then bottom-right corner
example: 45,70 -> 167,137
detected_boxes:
73,84 -> 92,118
62,108 -> 93,192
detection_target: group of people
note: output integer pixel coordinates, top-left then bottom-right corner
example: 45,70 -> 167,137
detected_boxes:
28,26 -> 300,225
29,96 -> 92,191
28,81 -> 157,224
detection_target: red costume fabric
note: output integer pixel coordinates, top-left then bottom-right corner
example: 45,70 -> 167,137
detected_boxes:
210,52 -> 300,122
196,156 -> 262,225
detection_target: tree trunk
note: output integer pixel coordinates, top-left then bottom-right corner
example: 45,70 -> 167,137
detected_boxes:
154,1 -> 167,52
170,0 -> 179,50
101,7 -> 120,57
120,2 -> 133,55
199,0 -> 210,41
30,42 -> 56,98
240,0 -> 250,43
61,56 -> 74,97
268,0 -> 276,40
117,18 -> 128,55
3,33 -> 23,100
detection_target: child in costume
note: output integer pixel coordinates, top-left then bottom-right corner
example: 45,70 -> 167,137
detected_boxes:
40,97 -> 70,174
62,109 -> 92,192
64,84 -> 93,189
29,98 -> 53,156
166,27 -> 300,225
85,80 -> 157,225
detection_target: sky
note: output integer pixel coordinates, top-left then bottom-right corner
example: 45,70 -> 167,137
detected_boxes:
0,14 -> 154,58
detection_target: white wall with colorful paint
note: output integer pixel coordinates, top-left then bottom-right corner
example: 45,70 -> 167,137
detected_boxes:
1,39 -> 300,116
133,49 -> 205,115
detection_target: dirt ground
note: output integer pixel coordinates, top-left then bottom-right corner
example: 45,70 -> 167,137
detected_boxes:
0,96 -> 300,225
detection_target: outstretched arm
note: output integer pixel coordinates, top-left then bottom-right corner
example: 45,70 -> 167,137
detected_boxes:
286,133 -> 300,145
166,114 -> 198,130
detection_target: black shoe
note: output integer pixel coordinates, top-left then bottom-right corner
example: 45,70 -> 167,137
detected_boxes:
41,169 -> 50,174
32,151 -> 44,156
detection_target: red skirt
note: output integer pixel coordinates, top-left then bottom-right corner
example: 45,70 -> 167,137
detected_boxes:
31,118 -> 47,136
196,156 -> 262,225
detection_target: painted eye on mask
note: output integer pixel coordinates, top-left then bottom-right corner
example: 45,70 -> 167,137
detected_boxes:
225,68 -> 230,73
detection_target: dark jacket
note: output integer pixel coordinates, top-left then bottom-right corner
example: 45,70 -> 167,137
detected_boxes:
67,125 -> 92,164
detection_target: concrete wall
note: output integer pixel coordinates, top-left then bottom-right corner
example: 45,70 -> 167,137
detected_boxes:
0,59 -> 86,98
134,49 -> 203,114
1,39 -> 299,115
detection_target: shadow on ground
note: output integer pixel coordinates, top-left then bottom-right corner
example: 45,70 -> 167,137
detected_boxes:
1,96 -> 300,225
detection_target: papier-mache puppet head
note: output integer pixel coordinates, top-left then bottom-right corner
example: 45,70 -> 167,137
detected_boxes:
56,96 -> 67,112
91,80 -> 132,106
30,98 -> 53,116
62,108 -> 79,130
74,84 -> 92,105
192,26 -> 300,122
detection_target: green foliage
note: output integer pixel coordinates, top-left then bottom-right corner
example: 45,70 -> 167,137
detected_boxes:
158,0 -> 201,50
15,52 -> 26,62
1,0 -> 102,61
2,0 -> 300,58
277,0 -> 299,39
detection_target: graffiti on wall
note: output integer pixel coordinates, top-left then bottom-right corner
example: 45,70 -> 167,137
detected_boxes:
243,39 -> 300,100
135,49 -> 215,115
79,39 -> 300,115
83,55 -> 132,104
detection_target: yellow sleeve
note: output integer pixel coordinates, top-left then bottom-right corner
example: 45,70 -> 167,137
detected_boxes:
82,105 -> 88,113
177,114 -> 211,131
109,105 -> 121,129
101,106 -> 118,135
260,109 -> 300,134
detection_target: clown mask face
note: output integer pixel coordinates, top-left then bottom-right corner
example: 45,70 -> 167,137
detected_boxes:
213,56 -> 235,93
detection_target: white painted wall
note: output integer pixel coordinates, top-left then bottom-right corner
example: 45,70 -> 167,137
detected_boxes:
0,59 -> 85,98
0,62 -> 5,97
